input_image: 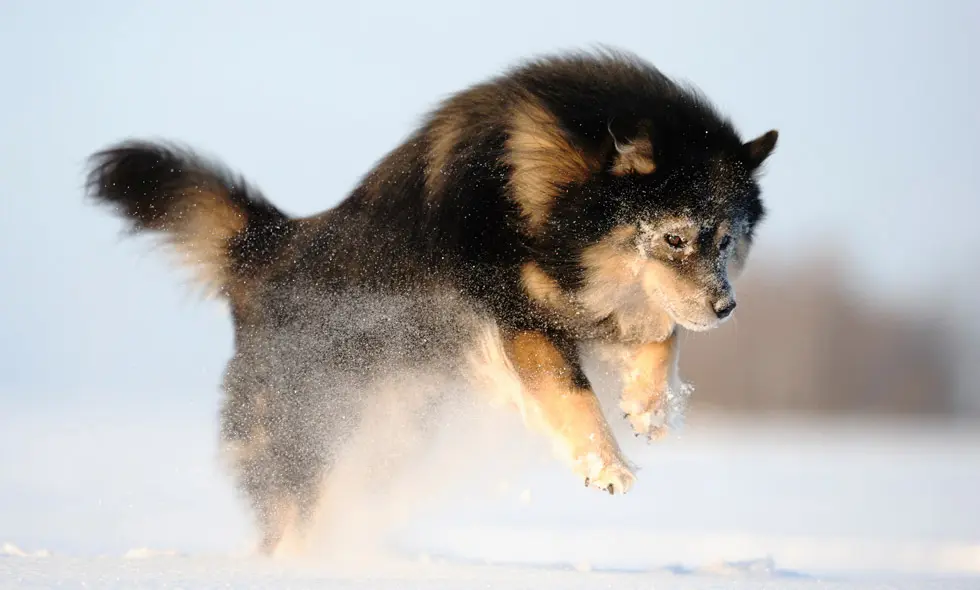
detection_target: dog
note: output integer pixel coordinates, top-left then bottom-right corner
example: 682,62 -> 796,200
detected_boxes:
85,49 -> 777,554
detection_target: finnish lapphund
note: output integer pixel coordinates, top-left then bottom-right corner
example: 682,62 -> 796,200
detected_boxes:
86,49 -> 778,554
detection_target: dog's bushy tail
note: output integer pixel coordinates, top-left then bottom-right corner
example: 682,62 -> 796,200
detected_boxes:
86,140 -> 293,296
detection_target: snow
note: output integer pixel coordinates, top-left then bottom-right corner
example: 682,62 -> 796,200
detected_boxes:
2,393 -> 979,589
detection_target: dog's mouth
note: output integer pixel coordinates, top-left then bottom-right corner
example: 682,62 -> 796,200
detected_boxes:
669,312 -> 719,332
655,298 -> 727,333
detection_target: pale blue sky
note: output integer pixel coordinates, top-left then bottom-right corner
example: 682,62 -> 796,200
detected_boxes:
1,0 -> 977,398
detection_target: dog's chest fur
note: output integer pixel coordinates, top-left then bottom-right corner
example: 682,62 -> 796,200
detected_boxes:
522,259 -> 675,345
578,276 -> 676,345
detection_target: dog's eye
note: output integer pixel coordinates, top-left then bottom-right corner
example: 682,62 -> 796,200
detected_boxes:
664,234 -> 685,249
719,235 -> 732,251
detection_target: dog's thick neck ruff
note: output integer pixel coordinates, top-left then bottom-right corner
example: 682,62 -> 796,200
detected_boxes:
85,48 -> 778,554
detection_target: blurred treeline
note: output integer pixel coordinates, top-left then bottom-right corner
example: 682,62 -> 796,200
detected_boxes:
681,253 -> 974,418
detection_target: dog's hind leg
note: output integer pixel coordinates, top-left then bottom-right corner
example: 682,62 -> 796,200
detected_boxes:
502,330 -> 635,495
219,383 -> 291,555
220,390 -> 331,556
265,394 -> 333,555
238,448 -> 294,556
220,354 -> 331,556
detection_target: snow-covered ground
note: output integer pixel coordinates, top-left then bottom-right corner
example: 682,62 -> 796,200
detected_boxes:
2,391 -> 979,589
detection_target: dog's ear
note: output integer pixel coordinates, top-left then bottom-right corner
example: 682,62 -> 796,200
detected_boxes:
607,118 -> 656,176
743,130 -> 779,170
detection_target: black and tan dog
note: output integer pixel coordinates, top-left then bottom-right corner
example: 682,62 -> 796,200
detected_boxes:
86,49 -> 777,554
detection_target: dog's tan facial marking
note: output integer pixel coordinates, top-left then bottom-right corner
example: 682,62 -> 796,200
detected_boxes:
641,259 -> 719,330
580,224 -> 643,286
505,98 -> 597,232
638,217 -> 700,260
642,262 -> 703,302
504,331 -> 634,494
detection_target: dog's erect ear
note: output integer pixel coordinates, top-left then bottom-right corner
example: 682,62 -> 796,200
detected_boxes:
608,118 -> 656,176
743,130 -> 779,170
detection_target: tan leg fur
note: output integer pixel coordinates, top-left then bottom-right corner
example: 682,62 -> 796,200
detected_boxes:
614,330 -> 682,441
504,331 -> 635,494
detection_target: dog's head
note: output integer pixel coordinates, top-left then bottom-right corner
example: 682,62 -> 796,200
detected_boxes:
566,119 -> 778,333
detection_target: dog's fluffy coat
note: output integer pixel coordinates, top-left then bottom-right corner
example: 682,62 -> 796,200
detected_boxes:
86,49 -> 778,554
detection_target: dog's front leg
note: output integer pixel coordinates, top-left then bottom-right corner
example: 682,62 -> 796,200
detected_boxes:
618,329 -> 683,441
504,330 -> 635,495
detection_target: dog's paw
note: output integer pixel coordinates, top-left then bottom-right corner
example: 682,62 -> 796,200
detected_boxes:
622,381 -> 694,441
576,453 -> 636,495
620,395 -> 668,441
583,462 -> 635,495
623,408 -> 668,442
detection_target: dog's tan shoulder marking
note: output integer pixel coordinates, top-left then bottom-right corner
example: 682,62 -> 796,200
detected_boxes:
521,261 -> 577,315
504,96 -> 597,232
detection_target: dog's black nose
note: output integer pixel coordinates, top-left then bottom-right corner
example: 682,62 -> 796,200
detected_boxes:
714,300 -> 737,319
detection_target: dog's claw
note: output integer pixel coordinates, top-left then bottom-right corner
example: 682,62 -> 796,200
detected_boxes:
580,462 -> 635,496
622,405 -> 671,443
